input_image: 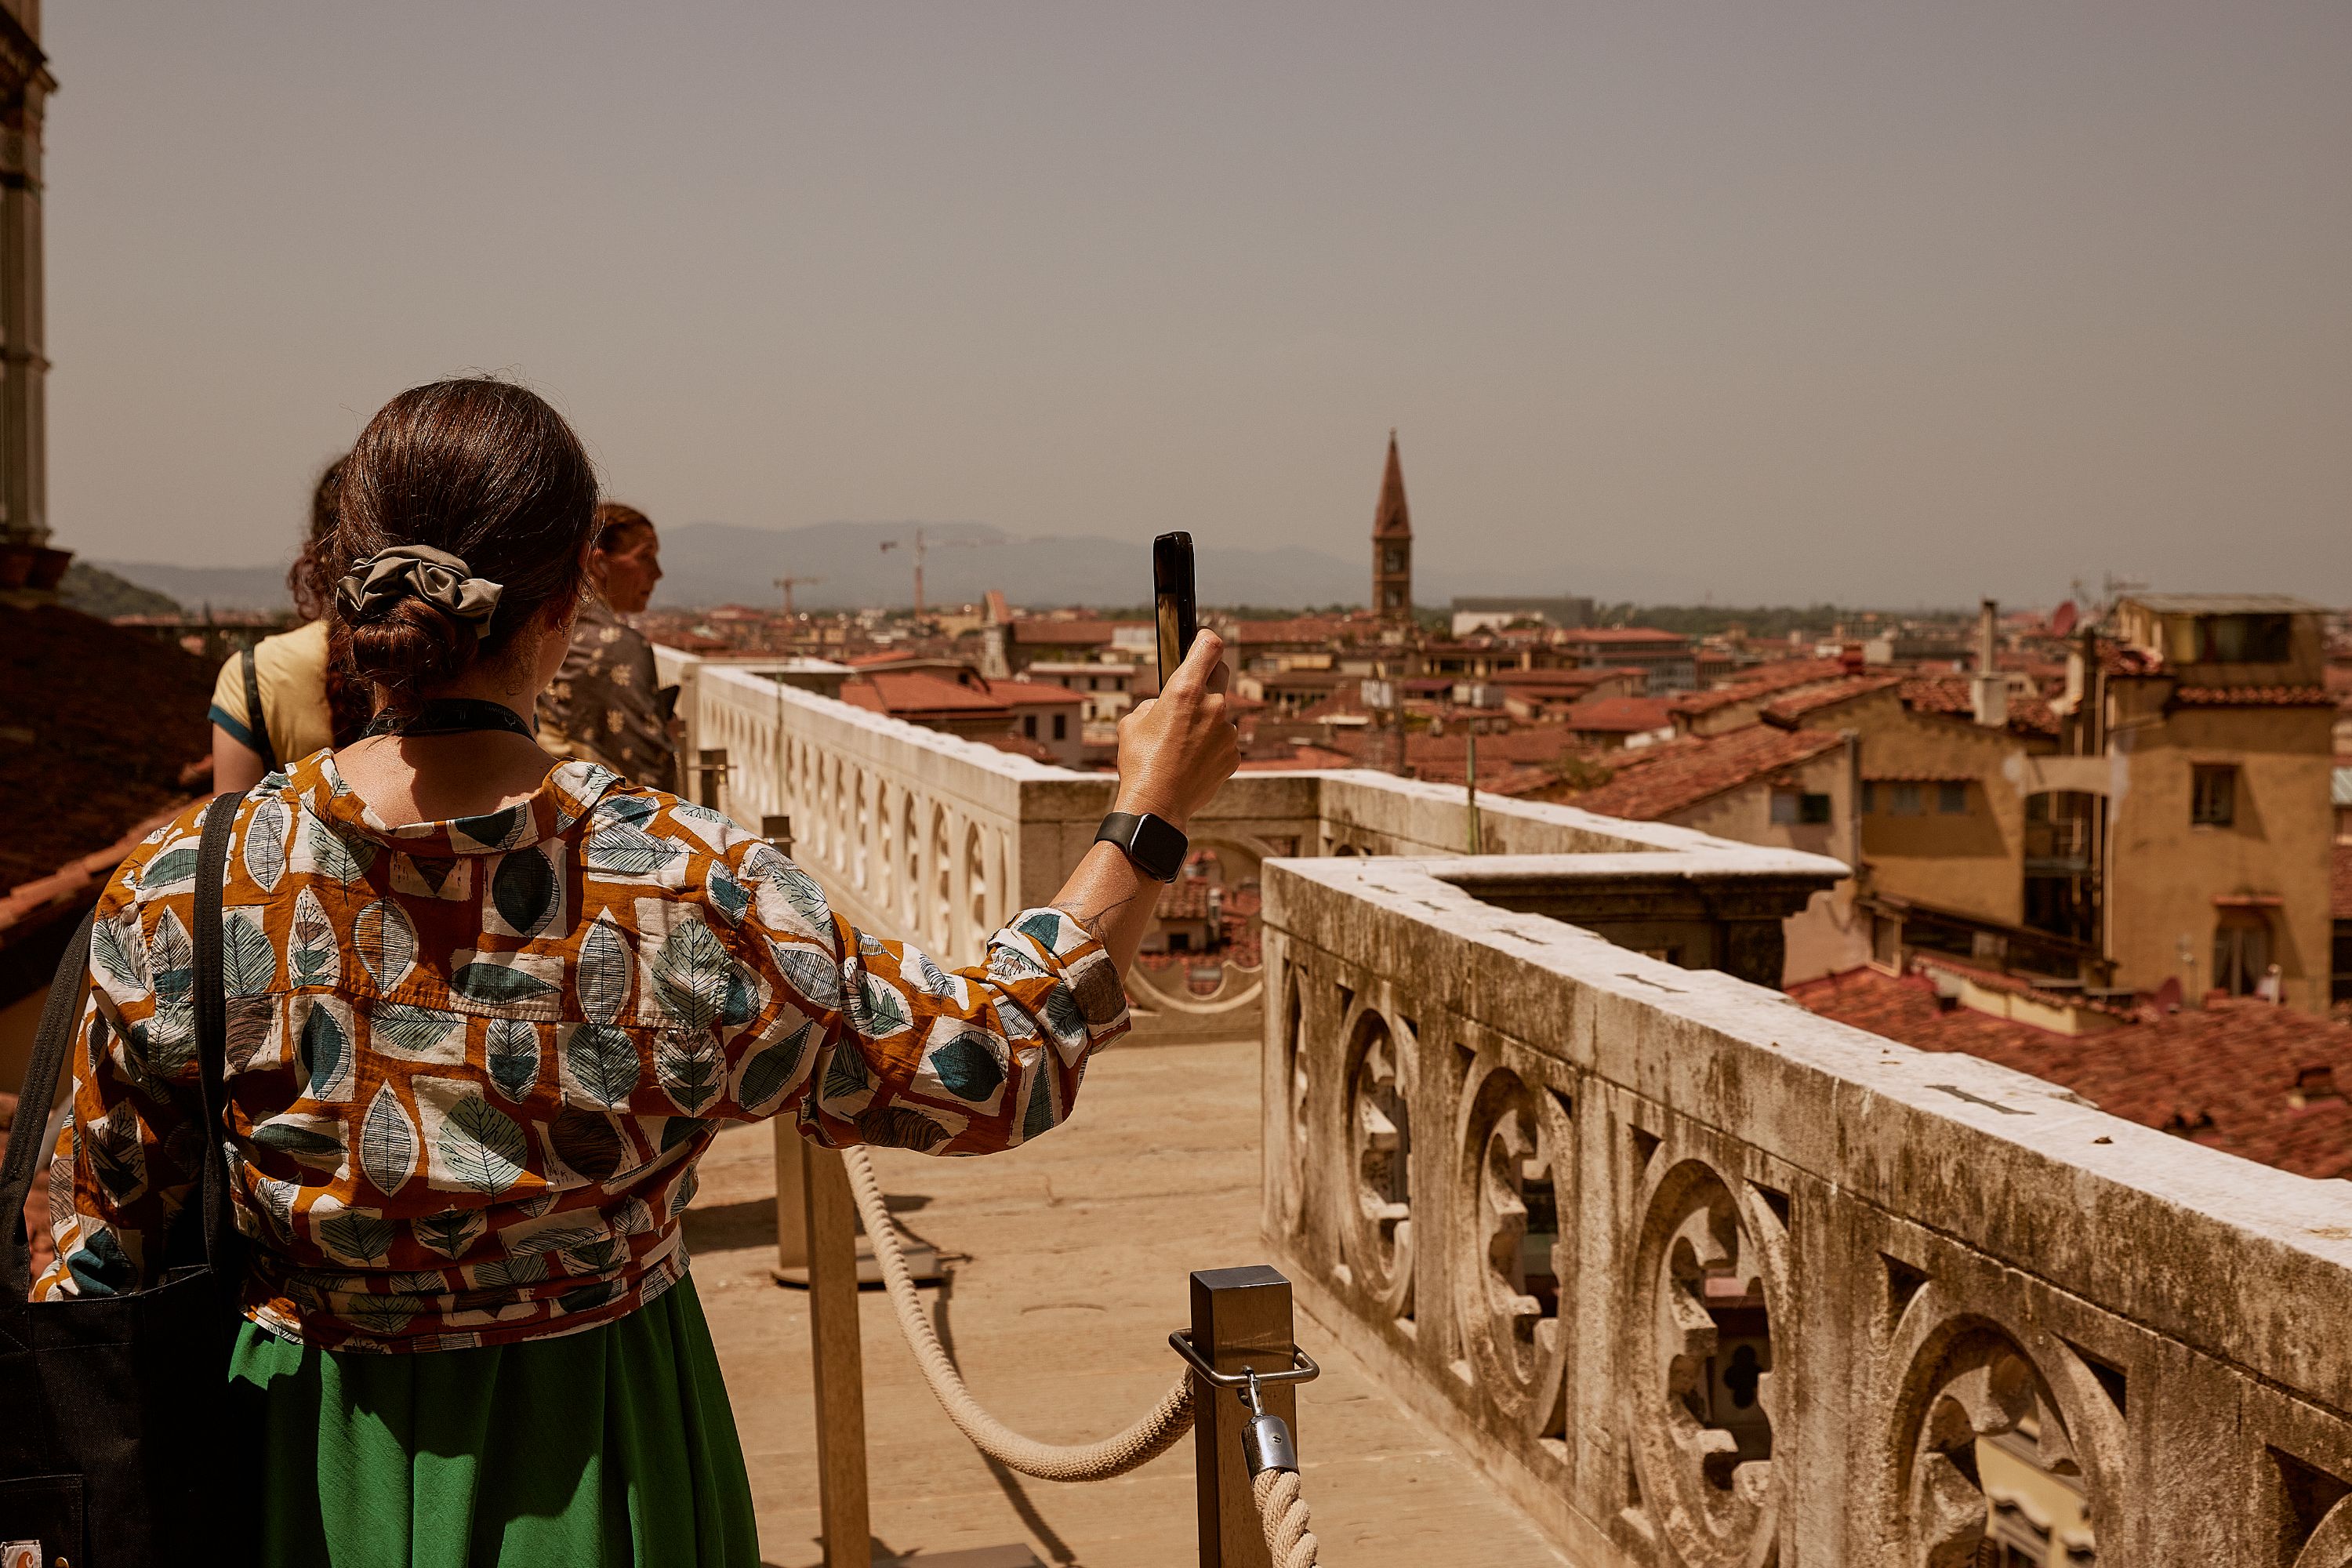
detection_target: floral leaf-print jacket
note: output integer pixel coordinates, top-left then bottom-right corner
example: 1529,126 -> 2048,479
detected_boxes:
34,750 -> 1130,1352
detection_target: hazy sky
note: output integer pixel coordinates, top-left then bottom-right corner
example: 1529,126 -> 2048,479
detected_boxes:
42,3 -> 2352,606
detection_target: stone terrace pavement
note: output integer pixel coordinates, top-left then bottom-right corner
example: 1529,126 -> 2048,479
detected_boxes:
684,1036 -> 1573,1568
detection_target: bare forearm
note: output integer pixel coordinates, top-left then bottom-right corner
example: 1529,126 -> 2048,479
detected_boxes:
1051,840 -> 1161,977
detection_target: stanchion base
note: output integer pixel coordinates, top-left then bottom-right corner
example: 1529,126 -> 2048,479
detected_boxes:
771,1231 -> 942,1289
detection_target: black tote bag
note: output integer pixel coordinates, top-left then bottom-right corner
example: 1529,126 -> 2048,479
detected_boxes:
0,789 -> 249,1566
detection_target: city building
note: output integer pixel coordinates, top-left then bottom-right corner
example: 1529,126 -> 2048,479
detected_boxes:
1561,626 -> 1699,691
1767,597 -> 2335,1013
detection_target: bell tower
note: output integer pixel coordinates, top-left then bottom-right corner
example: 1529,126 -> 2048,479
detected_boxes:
1371,430 -> 1412,622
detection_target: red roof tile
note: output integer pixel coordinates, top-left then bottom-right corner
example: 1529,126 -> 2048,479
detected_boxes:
985,678 -> 1086,708
2169,685 -> 2336,708
1896,677 -> 2060,737
1559,696 -> 1675,733
840,671 -> 1009,717
1761,673 -> 1904,724
2,604 -> 216,898
1011,619 -> 1116,646
1566,724 -> 1845,821
1566,627 -> 1689,646
1791,965 -> 2352,1178
1669,659 -> 1846,716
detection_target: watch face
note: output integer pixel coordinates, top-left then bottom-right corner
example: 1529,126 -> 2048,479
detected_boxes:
1132,812 -> 1188,881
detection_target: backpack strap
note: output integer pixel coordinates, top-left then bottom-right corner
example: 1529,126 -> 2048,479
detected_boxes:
190,790 -> 249,1278
0,908 -> 98,1301
241,645 -> 279,775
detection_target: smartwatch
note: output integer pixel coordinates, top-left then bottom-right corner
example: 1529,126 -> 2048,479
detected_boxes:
1094,810 -> 1188,883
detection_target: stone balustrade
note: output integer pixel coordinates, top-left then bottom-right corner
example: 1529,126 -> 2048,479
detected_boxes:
659,650 -> 2352,1563
1261,852 -> 2352,1566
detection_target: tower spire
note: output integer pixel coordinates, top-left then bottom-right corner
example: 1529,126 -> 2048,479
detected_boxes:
1371,430 -> 1413,620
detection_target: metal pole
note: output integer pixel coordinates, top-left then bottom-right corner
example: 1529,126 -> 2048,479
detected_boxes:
1465,727 -> 1481,854
696,747 -> 731,811
1189,1265 -> 1300,1568
804,1141 -> 873,1567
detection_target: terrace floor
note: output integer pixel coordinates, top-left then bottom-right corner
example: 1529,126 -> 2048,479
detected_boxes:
684,1035 -> 1573,1568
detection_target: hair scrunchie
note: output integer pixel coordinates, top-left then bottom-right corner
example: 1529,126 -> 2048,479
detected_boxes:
335,545 -> 505,638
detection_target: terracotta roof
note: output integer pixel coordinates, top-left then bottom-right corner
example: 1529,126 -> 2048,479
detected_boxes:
1564,627 -> 1689,647
979,734 -> 1060,762
1011,619 -> 1116,646
985,678 -> 1086,707
2169,685 -> 2336,708
1559,696 -> 1675,733
1896,677 -> 2059,737
1760,673 -> 1904,724
1791,965 -> 2352,1178
1670,659 -> 1846,716
2,603 -> 217,898
1490,667 -> 1632,690
840,671 -> 1009,717
1567,724 -> 1845,821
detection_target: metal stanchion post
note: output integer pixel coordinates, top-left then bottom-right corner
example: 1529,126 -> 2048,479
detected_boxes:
695,747 -> 731,811
804,1140 -> 873,1567
1187,1266 -> 1301,1568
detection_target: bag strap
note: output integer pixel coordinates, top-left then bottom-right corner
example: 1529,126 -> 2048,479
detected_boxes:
191,789 -> 248,1277
242,645 -> 279,775
0,908 -> 99,1301
0,790 -> 248,1301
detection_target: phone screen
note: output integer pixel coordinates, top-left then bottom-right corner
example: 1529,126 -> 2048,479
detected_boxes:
1152,532 -> 1198,689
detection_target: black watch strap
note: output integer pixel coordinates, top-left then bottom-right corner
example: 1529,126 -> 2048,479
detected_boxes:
1095,810 -> 1188,882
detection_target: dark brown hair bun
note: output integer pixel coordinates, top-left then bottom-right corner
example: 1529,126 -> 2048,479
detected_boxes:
336,379 -> 598,718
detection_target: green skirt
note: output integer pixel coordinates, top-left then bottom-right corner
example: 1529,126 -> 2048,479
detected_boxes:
224,1275 -> 760,1567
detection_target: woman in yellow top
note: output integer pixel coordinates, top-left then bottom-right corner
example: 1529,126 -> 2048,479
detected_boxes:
45,377 -> 1240,1564
209,457 -> 373,788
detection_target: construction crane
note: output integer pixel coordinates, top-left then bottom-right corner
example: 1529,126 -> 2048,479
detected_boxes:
773,575 -> 822,619
880,527 -> 1001,622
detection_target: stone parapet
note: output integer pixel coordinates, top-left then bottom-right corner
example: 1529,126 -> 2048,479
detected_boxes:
1261,851 -> 2352,1565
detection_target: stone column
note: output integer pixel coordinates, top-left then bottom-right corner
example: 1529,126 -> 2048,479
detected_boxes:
0,5 -> 53,549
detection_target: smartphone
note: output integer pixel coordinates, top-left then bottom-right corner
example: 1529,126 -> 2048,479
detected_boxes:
1152,532 -> 1198,690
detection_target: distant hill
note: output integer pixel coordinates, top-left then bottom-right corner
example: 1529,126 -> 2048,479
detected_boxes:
96,559 -> 290,612
651,520 -> 1418,612
60,562 -> 184,619
93,520 -> 1512,615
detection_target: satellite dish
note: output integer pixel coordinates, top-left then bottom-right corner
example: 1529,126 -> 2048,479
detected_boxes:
2049,601 -> 2079,639
2154,975 -> 2183,1013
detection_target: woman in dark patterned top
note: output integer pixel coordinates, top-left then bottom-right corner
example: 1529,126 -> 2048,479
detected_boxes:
36,379 -> 1240,1566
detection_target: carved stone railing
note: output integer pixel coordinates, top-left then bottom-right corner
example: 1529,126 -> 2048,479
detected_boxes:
1262,853 -> 2352,1566
662,648 -> 1838,1042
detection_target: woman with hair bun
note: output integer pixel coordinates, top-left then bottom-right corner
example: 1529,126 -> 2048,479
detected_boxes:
208,455 -> 373,790
36,377 -> 1240,1564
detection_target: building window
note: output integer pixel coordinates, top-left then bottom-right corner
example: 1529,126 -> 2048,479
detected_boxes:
2194,613 -> 2292,664
1936,782 -> 1968,814
1860,782 -> 1875,814
1889,782 -> 1923,816
1053,713 -> 1068,741
1023,714 -> 1037,739
2191,764 -> 2237,827
2214,914 -> 2271,996
1770,790 -> 1832,826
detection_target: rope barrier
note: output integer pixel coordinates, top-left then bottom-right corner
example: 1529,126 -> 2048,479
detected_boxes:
840,1143 -> 1323,1562
1252,1468 -> 1322,1568
841,1144 -> 1196,1481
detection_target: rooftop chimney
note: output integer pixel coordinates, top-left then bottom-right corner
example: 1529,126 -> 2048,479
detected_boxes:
1970,598 -> 2007,728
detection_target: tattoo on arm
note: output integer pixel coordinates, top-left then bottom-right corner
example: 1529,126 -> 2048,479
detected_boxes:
1064,888 -> 1140,946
